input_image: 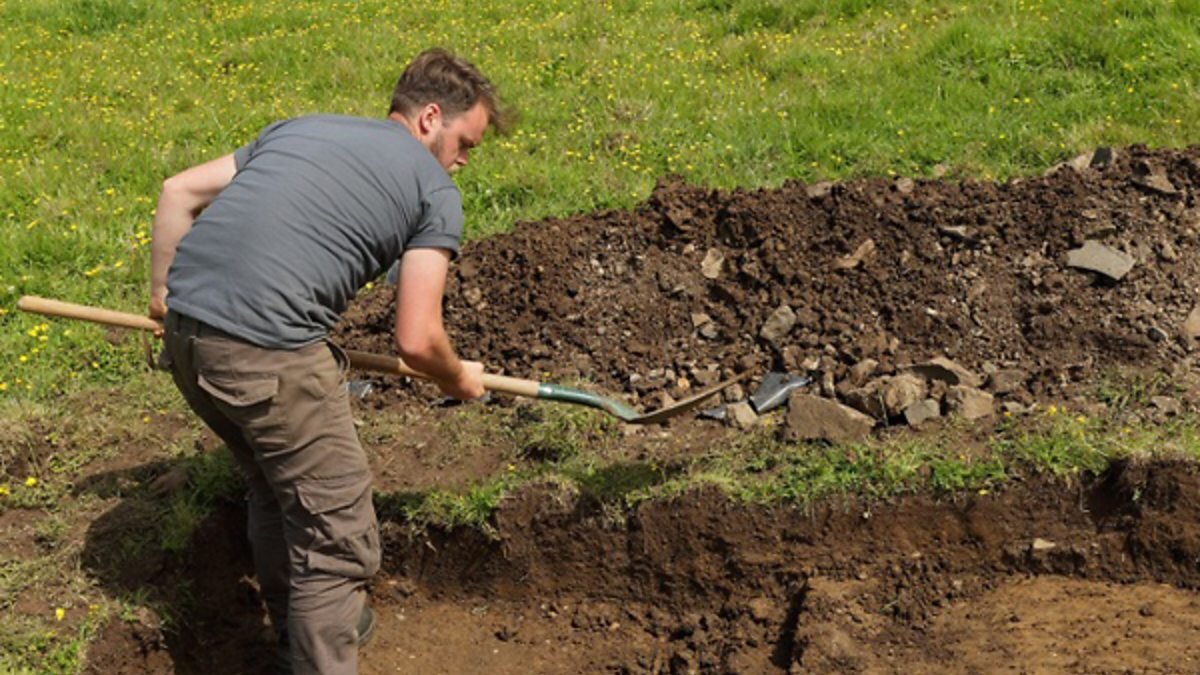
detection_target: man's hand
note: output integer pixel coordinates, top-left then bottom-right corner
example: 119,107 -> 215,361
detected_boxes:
148,295 -> 167,337
435,360 -> 485,400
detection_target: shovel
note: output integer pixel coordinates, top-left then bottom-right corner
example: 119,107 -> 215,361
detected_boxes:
17,296 -> 746,425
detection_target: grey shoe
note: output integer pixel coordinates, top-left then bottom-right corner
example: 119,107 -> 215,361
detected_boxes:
273,605 -> 375,674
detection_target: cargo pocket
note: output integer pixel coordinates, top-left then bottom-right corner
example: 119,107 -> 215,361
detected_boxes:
197,372 -> 279,408
296,473 -> 381,580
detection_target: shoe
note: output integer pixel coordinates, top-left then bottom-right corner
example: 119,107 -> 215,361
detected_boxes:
271,603 -> 375,674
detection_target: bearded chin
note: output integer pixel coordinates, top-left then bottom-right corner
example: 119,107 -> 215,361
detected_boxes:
429,133 -> 445,164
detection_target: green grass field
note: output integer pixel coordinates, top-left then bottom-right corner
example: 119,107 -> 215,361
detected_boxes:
3,0 -> 1199,396
3,1 -> 1200,671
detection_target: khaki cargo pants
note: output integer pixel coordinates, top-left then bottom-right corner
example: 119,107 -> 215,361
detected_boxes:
163,311 -> 380,675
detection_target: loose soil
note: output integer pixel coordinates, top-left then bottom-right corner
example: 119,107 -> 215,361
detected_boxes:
49,146 -> 1200,672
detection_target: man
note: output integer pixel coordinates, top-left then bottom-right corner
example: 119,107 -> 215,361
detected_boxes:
148,48 -> 507,674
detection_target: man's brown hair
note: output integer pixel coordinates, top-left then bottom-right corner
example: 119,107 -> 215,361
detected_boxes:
390,48 -> 511,134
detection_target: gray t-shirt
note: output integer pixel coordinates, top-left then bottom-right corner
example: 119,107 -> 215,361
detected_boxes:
167,115 -> 464,349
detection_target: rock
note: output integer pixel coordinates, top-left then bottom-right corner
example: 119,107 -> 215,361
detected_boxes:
1031,538 -> 1057,552
894,177 -> 915,194
1150,396 -> 1181,417
1183,306 -> 1200,342
1090,147 -> 1116,168
945,386 -> 995,420
760,305 -> 797,345
820,370 -> 836,398
463,287 -> 484,307
904,399 -> 941,427
691,365 -> 720,387
653,391 -> 677,410
690,312 -> 713,328
1001,401 -> 1028,416
843,380 -> 886,419
722,383 -> 744,403
1068,151 -> 1094,171
986,369 -> 1028,395
699,322 -> 719,340
847,359 -> 879,387
747,597 -> 776,623
833,239 -> 876,270
938,225 -> 975,243
882,374 -> 927,417
726,401 -> 758,430
1066,240 -> 1135,281
806,181 -> 833,199
784,393 -> 876,443
904,357 -> 983,388
1159,241 -> 1180,262
932,163 -> 948,178
700,248 -> 724,279
1132,161 -> 1179,196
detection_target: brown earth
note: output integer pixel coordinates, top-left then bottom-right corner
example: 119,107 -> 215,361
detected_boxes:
55,146 -> 1200,671
338,144 -> 1200,413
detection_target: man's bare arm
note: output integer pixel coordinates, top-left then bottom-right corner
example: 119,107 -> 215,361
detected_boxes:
149,153 -> 237,318
393,248 -> 484,400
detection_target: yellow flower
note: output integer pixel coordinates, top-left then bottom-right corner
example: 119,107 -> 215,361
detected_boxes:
24,476 -> 37,487
0,486 -> 9,496
55,608 -> 65,621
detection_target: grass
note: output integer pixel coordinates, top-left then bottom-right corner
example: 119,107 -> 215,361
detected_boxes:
3,0 -> 1200,397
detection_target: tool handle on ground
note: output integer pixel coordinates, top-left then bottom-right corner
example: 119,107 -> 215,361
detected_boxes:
18,295 -> 162,332
343,349 -> 542,398
17,295 -> 544,400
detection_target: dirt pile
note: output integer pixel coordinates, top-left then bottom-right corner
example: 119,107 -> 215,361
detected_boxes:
338,145 -> 1200,429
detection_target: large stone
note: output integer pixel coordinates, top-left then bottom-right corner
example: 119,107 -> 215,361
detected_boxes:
843,379 -> 886,419
904,399 -> 941,427
760,305 -> 797,345
1183,306 -> 1200,343
784,393 -> 875,443
1132,162 -> 1180,196
945,386 -> 995,420
1066,240 -> 1135,281
726,401 -> 758,430
903,357 -> 983,388
881,374 -> 927,417
847,359 -> 879,387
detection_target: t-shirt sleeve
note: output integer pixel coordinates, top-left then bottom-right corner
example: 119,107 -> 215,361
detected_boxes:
407,185 -> 465,258
233,119 -> 291,171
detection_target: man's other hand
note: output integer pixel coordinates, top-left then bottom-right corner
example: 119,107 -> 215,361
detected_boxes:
436,360 -> 485,400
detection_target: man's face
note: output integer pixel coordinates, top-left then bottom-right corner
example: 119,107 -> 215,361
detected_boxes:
425,102 -> 489,173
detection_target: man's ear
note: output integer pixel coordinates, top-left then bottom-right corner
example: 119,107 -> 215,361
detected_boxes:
418,103 -> 442,135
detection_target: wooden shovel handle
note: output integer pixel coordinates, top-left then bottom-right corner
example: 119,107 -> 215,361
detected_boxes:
342,349 -> 541,398
18,295 -> 161,332
17,295 -> 543,399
